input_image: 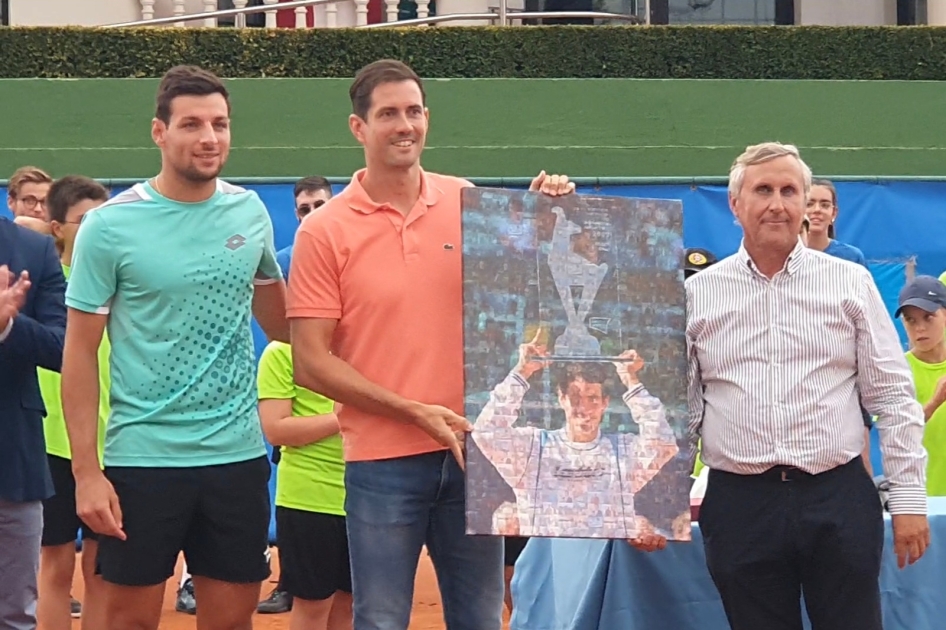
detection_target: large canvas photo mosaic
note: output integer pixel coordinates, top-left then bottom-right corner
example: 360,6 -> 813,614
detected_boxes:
461,187 -> 693,541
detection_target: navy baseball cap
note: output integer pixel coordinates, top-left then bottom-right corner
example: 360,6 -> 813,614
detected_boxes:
896,275 -> 946,317
684,248 -> 718,277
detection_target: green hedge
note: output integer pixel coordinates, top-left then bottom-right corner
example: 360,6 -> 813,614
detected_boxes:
2,25 -> 946,79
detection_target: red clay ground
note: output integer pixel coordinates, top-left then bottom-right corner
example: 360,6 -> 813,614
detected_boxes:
69,548 -> 512,630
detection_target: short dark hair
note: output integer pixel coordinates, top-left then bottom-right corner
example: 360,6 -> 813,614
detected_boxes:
47,176 -> 109,224
294,176 -> 332,199
155,65 -> 230,125
811,178 -> 837,239
553,362 -> 612,395
349,59 -> 426,120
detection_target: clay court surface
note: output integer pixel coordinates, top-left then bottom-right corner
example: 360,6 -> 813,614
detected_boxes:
69,548 -> 512,630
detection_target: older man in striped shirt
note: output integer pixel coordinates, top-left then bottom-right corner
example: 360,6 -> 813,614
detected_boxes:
686,142 -> 929,630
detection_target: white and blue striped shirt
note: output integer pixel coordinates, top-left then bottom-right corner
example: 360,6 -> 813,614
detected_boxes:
686,240 -> 927,515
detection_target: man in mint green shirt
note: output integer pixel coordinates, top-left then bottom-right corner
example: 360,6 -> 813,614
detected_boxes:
60,65 -> 290,630
257,340 -> 351,630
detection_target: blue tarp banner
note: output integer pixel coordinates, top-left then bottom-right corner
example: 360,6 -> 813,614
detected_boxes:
3,179 -> 938,536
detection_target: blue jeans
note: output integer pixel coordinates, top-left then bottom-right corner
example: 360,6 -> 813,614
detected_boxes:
345,450 -> 504,630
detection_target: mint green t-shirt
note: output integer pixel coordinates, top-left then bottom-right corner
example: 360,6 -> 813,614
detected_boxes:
65,180 -> 283,467
258,341 -> 344,515
905,351 -> 946,496
38,263 -> 111,462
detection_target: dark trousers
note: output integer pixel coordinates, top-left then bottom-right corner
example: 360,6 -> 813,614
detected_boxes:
698,456 -> 884,630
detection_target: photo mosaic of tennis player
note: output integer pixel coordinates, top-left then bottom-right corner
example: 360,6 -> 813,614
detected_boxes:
461,187 -> 692,541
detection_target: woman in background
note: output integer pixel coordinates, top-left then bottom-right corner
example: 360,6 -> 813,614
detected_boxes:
805,178 -> 867,265
805,178 -> 874,476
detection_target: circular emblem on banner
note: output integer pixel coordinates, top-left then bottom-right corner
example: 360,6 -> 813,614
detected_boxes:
688,252 -> 707,266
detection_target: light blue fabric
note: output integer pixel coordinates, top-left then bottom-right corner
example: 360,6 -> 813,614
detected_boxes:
276,244 -> 293,280
824,239 -> 868,267
511,497 -> 946,630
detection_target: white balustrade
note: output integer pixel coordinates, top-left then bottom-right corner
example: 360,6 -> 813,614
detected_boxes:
353,0 -> 369,25
203,0 -> 217,26
129,0 -> 559,30
263,0 -> 279,28
172,0 -> 185,26
140,0 -> 156,21
233,0 -> 248,27
384,0 -> 398,23
325,2 -> 338,27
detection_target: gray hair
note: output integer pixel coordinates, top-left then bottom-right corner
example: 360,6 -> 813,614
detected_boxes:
728,142 -> 812,198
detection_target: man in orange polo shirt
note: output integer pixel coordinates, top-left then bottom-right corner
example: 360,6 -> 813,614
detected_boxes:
286,59 -> 577,630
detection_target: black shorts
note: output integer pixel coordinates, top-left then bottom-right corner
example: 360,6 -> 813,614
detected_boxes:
275,506 -> 351,601
97,455 -> 272,587
503,536 -> 530,567
42,454 -> 99,547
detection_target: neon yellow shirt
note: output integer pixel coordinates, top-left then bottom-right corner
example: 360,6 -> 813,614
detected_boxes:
38,263 -> 111,462
905,351 -> 946,496
693,440 -> 704,477
257,341 -> 344,515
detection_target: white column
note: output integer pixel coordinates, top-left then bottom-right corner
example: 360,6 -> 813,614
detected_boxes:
9,0 -> 141,25
263,0 -> 279,28
929,0 -> 946,25
140,0 -> 156,21
325,2 -> 338,27
417,0 -> 429,18
794,0 -> 888,25
172,0 -> 185,26
385,0 -> 398,22
354,0 -> 369,25
295,6 -> 307,26
203,0 -> 217,26
233,0 -> 247,27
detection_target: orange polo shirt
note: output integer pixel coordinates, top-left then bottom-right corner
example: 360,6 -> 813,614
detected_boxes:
286,168 -> 472,462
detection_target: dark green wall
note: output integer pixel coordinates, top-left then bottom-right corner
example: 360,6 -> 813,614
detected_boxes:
2,78 -> 944,179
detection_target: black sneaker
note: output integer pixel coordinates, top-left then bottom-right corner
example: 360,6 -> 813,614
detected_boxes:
70,596 -> 81,619
175,578 -> 196,615
257,588 -> 292,614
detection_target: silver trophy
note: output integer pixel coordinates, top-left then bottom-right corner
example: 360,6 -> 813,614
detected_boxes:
548,207 -> 609,360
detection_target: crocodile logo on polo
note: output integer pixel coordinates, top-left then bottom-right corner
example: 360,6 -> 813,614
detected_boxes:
226,234 -> 247,250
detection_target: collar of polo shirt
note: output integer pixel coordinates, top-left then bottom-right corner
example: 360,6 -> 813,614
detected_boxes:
345,168 -> 444,215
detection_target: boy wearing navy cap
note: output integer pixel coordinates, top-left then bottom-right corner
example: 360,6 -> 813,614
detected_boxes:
897,275 -> 946,496
684,248 -> 718,278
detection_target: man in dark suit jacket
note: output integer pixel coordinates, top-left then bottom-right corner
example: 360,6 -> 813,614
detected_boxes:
0,215 -> 66,629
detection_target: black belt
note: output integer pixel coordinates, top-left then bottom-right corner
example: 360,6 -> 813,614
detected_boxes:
712,456 -> 863,483
759,466 -> 813,482
759,456 -> 863,483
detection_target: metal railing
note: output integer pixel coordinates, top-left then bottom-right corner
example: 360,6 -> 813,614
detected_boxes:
364,11 -> 640,27
105,0 -> 333,28
105,0 -> 642,28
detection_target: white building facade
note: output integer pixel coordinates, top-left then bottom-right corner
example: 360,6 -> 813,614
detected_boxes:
1,0 -> 943,28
